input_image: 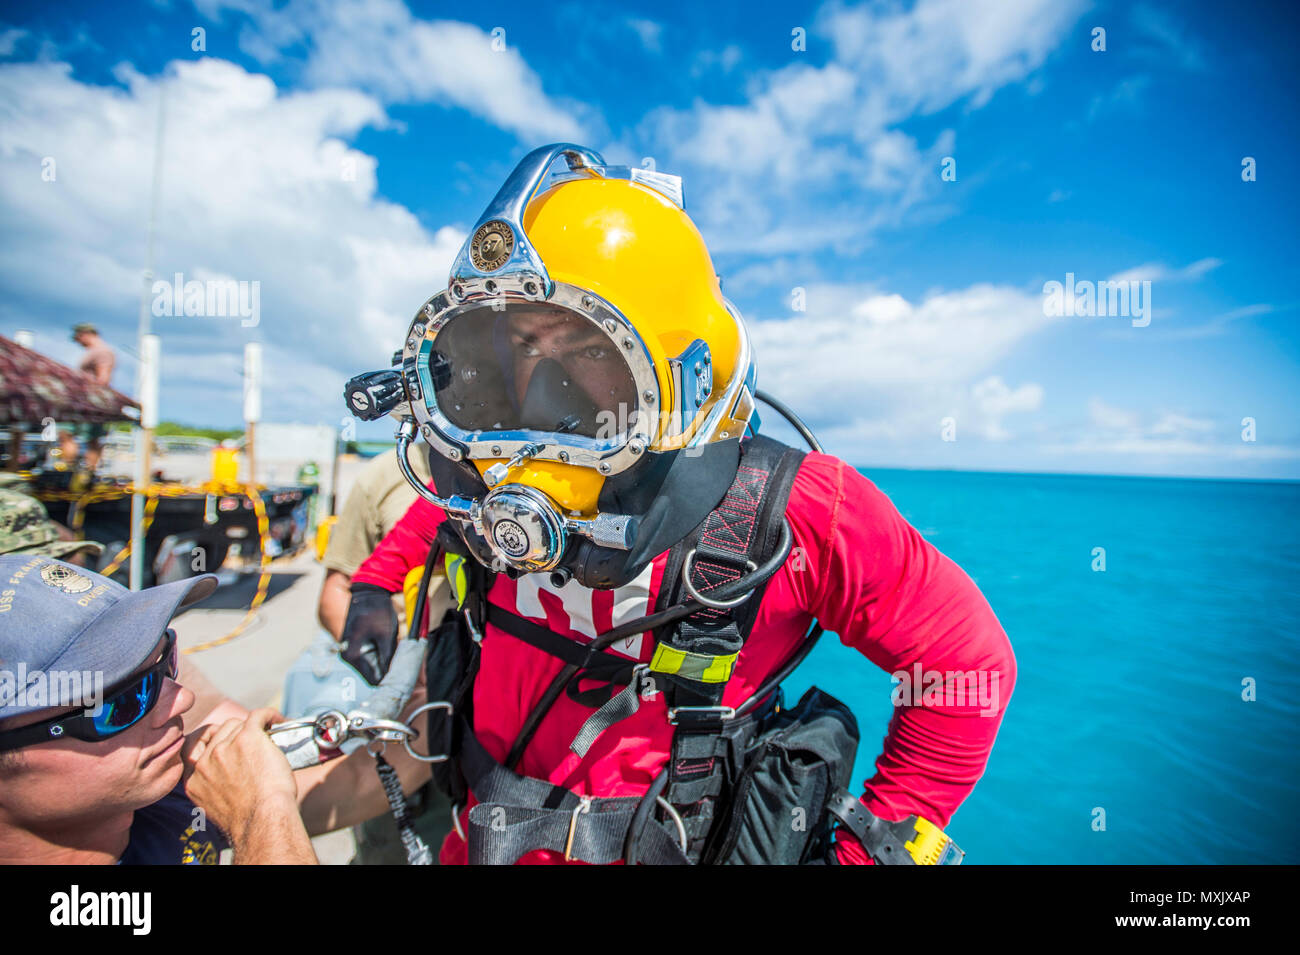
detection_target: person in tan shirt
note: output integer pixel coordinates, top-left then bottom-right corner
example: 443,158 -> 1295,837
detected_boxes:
72,323 -> 115,387
316,446 -> 455,864
318,446 -> 452,638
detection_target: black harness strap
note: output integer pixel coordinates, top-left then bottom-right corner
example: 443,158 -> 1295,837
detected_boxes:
655,435 -> 808,861
486,603 -> 639,707
435,435 -> 811,865
456,716 -> 689,865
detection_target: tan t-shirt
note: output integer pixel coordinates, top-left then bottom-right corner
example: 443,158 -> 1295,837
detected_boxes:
324,448 -> 452,628
324,448 -> 432,575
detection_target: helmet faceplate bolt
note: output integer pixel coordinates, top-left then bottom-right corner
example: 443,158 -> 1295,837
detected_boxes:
448,448 -> 463,461
558,450 -> 570,462
598,462 -> 611,474
422,303 -> 434,317
491,445 -> 501,456
582,295 -> 595,310
604,319 -> 617,334
643,390 -> 655,403
622,337 -> 634,350
694,362 -> 702,376
629,439 -> 645,455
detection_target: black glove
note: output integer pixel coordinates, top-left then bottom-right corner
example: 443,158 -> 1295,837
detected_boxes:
340,583 -> 399,685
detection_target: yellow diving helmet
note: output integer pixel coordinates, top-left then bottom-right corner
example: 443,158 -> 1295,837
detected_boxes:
344,144 -> 760,588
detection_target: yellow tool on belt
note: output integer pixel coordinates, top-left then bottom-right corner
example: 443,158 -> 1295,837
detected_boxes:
827,790 -> 966,865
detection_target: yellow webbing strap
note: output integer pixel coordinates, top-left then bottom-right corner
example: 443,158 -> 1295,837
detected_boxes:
648,643 -> 738,684
444,553 -> 470,610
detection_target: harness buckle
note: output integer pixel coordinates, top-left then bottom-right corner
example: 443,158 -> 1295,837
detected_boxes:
666,705 -> 736,726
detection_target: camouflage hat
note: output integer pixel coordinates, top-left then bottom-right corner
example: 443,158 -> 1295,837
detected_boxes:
0,487 -> 104,561
71,322 -> 98,338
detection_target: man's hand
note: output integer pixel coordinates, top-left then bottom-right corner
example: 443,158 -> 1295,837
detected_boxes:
182,707 -> 317,864
340,583 -> 399,685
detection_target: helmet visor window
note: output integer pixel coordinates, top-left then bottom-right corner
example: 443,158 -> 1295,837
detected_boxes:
427,303 -> 640,441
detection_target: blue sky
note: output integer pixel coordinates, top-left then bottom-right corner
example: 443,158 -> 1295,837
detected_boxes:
1,0 -> 1297,477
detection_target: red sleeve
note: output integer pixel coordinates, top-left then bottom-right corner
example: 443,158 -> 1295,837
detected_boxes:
781,454 -> 1016,865
350,480 -> 447,592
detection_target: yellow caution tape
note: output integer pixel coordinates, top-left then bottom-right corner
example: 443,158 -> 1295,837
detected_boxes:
35,479 -> 286,655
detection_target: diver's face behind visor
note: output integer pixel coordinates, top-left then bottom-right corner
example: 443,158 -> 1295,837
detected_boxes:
433,303 -> 640,441
350,143 -> 761,587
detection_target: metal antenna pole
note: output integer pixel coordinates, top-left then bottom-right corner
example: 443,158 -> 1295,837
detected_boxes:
130,79 -> 166,590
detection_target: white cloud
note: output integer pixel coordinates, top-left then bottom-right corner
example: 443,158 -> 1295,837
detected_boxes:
690,45 -> 743,77
625,18 -> 663,54
1131,3 -> 1206,73
0,56 -> 464,425
0,28 -> 29,57
1044,436 -> 1300,462
1107,257 -> 1222,284
748,281 -> 1056,458
638,0 -> 1086,255
1155,303 -> 1277,341
1089,398 -> 1141,432
819,0 -> 1085,112
1084,74 -> 1151,122
196,0 -> 593,142
1150,412 -> 1214,436
1057,399 -> 1300,462
972,375 -> 1044,439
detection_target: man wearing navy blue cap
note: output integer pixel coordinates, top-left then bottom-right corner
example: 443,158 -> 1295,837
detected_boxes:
0,555 -> 434,864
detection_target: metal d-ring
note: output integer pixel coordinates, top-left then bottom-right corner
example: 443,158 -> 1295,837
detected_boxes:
681,551 -> 759,609
656,797 -> 688,852
402,701 -> 454,764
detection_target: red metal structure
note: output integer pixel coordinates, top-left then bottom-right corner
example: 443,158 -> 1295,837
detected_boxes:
0,334 -> 139,428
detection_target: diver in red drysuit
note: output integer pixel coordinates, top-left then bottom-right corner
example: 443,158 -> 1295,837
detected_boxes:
350,451 -> 1016,865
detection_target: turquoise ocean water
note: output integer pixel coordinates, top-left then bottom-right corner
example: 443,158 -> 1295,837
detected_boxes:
778,469 -> 1300,864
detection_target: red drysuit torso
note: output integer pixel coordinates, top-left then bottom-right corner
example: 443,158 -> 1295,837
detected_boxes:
352,451 -> 1016,864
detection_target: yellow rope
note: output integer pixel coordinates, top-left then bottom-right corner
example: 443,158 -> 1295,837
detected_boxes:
36,479 -> 282,655
183,487 -> 272,655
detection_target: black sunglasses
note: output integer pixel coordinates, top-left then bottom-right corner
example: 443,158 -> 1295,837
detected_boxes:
0,630 -> 179,754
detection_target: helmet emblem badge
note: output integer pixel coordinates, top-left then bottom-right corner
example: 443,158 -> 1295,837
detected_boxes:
471,220 -> 515,272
